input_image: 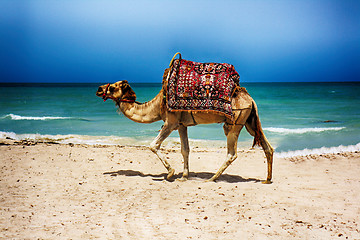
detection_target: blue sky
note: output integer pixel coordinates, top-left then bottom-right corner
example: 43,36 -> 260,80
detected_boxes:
1,0 -> 359,83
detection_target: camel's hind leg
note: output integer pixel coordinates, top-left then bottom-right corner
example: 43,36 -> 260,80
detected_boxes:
260,134 -> 274,184
245,108 -> 274,184
149,123 -> 177,180
208,124 -> 243,182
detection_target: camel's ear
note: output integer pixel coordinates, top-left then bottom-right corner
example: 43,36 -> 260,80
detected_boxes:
121,81 -> 136,101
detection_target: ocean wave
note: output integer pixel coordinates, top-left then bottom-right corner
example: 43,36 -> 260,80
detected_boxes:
1,114 -> 89,121
275,143 -> 360,158
264,127 -> 345,134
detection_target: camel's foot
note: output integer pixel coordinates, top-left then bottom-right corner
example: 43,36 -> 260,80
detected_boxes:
166,168 -> 175,180
177,176 -> 188,182
205,177 -> 217,183
262,179 -> 272,184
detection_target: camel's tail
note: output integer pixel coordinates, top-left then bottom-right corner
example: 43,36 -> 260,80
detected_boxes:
246,101 -> 263,147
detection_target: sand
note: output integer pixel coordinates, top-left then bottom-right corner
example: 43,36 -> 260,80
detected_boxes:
0,139 -> 359,239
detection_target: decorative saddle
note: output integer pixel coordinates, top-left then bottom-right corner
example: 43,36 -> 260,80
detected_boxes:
165,54 -> 240,121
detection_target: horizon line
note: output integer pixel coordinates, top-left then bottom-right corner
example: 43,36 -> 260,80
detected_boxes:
0,80 -> 359,85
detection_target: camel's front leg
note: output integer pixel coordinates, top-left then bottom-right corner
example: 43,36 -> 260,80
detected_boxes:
178,125 -> 190,181
149,124 -> 176,180
208,124 -> 243,182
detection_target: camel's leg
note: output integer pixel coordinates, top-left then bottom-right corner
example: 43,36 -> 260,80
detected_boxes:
208,124 -> 243,182
178,125 -> 190,181
149,123 -> 176,180
260,133 -> 274,184
245,123 -> 274,184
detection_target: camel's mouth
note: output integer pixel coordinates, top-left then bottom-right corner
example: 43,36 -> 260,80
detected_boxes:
102,95 -> 109,101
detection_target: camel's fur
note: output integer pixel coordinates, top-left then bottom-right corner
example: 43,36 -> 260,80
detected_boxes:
96,78 -> 274,183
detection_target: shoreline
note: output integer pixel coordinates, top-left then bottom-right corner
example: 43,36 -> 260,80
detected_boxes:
1,140 -> 359,239
1,131 -> 359,159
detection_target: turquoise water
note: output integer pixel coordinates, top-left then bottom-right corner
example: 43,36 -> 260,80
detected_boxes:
1,82 -> 359,156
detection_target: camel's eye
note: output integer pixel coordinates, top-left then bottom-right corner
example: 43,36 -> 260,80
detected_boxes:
109,86 -> 116,92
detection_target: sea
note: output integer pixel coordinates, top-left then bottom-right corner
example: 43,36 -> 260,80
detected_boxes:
1,82 -> 359,158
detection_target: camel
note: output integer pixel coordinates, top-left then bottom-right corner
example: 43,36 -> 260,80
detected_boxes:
96,68 -> 274,183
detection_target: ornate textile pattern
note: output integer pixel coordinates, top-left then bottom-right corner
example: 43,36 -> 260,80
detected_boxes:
166,59 -> 240,120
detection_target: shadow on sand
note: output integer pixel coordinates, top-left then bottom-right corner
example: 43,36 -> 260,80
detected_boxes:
103,169 -> 261,183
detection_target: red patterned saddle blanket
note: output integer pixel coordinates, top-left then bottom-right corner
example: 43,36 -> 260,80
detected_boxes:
166,58 -> 240,120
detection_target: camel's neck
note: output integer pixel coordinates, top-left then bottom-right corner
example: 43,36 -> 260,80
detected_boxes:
117,90 -> 163,124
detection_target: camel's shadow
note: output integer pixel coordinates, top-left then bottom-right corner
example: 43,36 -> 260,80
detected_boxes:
103,169 -> 261,183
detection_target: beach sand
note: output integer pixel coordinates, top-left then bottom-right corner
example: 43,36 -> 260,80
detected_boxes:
0,139 -> 359,239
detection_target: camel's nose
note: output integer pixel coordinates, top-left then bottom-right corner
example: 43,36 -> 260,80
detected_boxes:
96,87 -> 104,96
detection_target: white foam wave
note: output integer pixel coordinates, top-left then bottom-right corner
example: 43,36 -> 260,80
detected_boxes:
3,114 -> 72,121
275,143 -> 360,158
0,131 -> 18,140
2,131 -> 358,159
264,127 -> 345,134
0,131 -> 133,145
0,131 -> 230,148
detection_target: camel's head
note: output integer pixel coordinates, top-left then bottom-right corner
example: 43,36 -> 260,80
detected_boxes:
96,80 -> 136,103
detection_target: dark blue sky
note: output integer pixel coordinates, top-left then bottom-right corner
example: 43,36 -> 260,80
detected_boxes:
1,0 -> 359,83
